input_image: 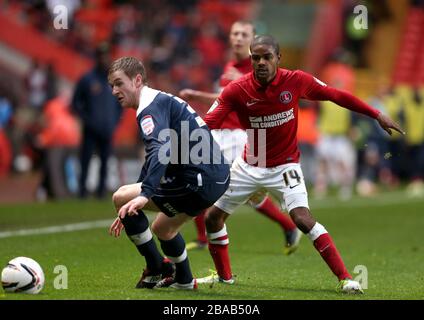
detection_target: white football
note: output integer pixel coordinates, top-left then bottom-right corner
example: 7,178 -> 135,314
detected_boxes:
1,257 -> 45,294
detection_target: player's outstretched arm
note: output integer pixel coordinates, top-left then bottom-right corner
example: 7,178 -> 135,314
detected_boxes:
203,84 -> 237,129
179,89 -> 219,106
376,113 -> 406,136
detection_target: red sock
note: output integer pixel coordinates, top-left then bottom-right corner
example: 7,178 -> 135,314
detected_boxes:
207,226 -> 232,280
313,233 -> 351,280
194,210 -> 207,243
255,196 -> 296,231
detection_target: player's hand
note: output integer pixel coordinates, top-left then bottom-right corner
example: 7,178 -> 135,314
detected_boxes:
222,67 -> 243,81
118,195 -> 149,219
179,89 -> 197,101
109,217 -> 124,237
376,113 -> 405,136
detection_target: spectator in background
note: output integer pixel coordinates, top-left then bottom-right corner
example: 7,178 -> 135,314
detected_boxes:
404,88 -> 424,197
353,83 -> 391,196
297,101 -> 319,186
315,49 -> 357,200
45,63 -> 59,102
194,20 -> 226,82
25,60 -> 47,112
0,90 -> 13,177
355,142 -> 383,196
412,0 -> 424,7
71,42 -> 122,199
35,90 -> 80,201
23,0 -> 51,32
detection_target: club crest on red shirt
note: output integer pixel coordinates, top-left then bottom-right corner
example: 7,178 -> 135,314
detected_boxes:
280,91 -> 292,104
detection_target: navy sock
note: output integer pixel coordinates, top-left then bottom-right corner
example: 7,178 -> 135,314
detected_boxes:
159,233 -> 192,284
121,212 -> 163,273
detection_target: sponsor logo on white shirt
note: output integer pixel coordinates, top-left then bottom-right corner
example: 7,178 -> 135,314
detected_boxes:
141,115 -> 155,135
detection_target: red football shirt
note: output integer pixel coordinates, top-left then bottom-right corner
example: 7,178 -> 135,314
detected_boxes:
216,57 -> 252,129
219,57 -> 252,88
205,68 -> 380,167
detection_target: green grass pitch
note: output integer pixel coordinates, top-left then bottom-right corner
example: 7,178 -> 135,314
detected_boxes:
0,191 -> 423,300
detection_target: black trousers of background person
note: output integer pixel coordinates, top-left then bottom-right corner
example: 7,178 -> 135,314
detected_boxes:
40,147 -> 75,199
79,127 -> 112,199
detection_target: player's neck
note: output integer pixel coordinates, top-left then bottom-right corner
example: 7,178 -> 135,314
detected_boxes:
254,73 -> 276,87
234,52 -> 250,62
133,85 -> 144,109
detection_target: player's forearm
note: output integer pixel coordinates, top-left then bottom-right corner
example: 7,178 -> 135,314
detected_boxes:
189,91 -> 219,105
204,112 -> 225,129
139,149 -> 167,199
139,167 -> 165,199
318,87 -> 380,119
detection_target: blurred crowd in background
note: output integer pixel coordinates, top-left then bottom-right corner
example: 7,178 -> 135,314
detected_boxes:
0,0 -> 423,202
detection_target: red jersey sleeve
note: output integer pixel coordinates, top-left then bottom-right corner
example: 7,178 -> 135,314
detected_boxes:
204,83 -> 238,129
297,70 -> 381,119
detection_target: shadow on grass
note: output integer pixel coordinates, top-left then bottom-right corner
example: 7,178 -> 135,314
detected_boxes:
234,282 -> 337,295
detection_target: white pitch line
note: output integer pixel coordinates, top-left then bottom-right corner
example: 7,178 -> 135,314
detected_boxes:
0,219 -> 113,239
0,193 -> 422,239
310,193 -> 424,210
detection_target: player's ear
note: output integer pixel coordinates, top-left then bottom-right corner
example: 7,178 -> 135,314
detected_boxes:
134,74 -> 143,88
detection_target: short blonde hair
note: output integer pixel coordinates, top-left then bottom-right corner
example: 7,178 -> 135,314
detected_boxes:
108,57 -> 147,84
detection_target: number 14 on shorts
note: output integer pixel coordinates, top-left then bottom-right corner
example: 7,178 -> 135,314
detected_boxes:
282,169 -> 302,189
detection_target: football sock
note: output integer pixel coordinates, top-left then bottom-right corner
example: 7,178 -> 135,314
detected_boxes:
254,196 -> 296,231
194,210 -> 208,243
308,222 -> 351,280
207,224 -> 232,280
159,233 -> 192,284
121,212 -> 163,273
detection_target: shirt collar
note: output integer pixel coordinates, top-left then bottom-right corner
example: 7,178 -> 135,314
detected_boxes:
136,86 -> 161,116
270,68 -> 283,87
233,56 -> 251,69
252,68 -> 283,90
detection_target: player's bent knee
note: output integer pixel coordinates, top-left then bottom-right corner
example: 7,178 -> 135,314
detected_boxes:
112,185 -> 136,208
150,220 -> 162,237
151,221 -> 175,241
205,206 -> 227,232
111,190 -> 122,207
112,188 -> 126,208
289,207 -> 316,234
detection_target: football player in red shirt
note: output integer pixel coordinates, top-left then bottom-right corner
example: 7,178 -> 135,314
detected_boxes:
200,35 -> 404,293
180,21 -> 300,254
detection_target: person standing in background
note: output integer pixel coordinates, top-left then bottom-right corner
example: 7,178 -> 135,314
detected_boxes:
315,50 -> 357,200
72,43 -> 122,199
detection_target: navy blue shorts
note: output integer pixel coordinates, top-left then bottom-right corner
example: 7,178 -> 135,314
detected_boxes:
150,174 -> 230,217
